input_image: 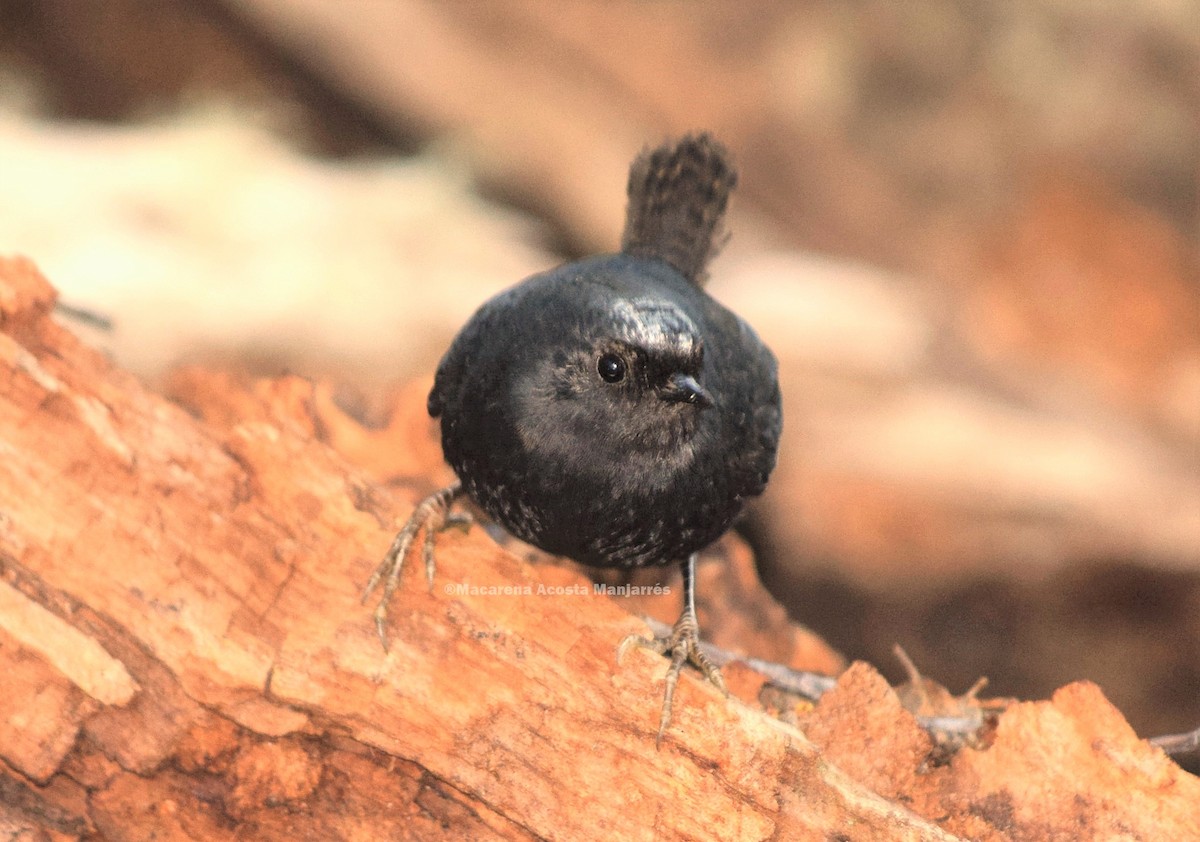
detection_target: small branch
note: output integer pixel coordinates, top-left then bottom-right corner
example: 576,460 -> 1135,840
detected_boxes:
652,615 -> 1200,764
642,615 -> 834,698
642,618 -> 996,750
1151,727 -> 1200,758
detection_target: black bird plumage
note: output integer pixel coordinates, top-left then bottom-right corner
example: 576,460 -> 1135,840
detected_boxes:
365,133 -> 782,742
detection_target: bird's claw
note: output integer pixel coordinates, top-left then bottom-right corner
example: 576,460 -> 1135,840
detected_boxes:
618,609 -> 726,747
362,482 -> 465,651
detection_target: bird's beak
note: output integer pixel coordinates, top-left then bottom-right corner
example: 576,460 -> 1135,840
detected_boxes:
661,373 -> 713,408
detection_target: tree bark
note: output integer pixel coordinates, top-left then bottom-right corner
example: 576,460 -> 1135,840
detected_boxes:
1,256 -> 1196,840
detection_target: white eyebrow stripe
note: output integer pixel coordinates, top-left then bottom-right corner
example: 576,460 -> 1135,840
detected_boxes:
608,297 -> 699,354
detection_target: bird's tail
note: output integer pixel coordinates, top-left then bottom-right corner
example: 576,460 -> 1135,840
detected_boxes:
620,133 -> 737,287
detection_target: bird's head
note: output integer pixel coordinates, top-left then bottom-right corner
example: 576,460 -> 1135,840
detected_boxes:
513,290 -> 713,474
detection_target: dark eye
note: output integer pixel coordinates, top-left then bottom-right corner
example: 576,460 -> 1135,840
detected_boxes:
597,353 -> 626,383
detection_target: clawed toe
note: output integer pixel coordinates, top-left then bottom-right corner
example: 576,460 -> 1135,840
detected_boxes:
614,553 -> 724,745
362,481 -> 464,650
618,609 -> 726,746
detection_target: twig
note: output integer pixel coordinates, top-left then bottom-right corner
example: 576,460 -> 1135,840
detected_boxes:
641,615 -> 834,697
641,617 -> 992,749
642,617 -> 1200,761
1150,726 -> 1200,758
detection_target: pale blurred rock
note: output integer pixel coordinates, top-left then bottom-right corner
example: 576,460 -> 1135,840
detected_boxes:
0,112 -> 549,394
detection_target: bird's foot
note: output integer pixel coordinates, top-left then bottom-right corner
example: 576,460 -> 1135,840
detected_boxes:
361,481 -> 467,650
617,607 -> 727,746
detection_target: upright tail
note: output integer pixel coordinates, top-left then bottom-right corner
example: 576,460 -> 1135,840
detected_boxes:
620,133 -> 737,287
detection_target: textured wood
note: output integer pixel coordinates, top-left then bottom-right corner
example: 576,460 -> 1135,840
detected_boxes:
2,256 -> 1198,840
0,256 -> 943,839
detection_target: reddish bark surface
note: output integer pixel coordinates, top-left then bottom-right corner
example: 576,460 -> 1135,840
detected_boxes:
1,256 -> 1197,839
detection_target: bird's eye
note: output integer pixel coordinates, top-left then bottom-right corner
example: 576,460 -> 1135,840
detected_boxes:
597,353 -> 626,383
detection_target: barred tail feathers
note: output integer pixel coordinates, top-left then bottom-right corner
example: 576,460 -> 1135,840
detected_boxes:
620,133 -> 737,287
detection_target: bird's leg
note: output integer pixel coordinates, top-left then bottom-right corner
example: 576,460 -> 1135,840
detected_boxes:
361,481 -> 468,651
617,554 -> 726,746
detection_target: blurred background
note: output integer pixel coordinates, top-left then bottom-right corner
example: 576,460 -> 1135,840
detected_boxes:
0,1 -> 1197,739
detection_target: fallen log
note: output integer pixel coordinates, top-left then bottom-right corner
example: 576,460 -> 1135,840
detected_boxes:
0,256 -> 1196,840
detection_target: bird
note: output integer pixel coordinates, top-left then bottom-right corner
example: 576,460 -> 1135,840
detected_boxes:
363,133 -> 782,743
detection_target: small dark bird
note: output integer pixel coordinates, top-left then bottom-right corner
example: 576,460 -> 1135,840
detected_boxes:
364,133 -> 782,742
